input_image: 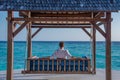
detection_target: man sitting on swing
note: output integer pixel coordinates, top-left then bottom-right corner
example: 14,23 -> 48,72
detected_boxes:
50,41 -> 72,59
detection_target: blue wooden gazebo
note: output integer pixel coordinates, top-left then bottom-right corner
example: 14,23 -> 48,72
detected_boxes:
0,0 -> 120,80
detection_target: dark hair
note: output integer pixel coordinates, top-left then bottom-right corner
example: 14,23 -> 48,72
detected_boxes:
59,41 -> 64,48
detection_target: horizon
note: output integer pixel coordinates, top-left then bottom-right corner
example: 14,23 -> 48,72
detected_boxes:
0,40 -> 120,42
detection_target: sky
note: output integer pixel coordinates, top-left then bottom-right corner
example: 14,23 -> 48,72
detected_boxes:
0,11 -> 120,41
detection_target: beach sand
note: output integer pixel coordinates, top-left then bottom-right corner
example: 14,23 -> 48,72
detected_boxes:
0,69 -> 120,80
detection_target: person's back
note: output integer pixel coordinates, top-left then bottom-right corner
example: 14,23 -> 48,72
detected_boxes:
50,42 -> 72,59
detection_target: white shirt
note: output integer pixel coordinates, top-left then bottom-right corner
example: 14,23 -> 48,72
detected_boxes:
50,48 -> 72,59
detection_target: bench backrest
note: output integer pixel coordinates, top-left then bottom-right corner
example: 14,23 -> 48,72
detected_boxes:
27,58 -> 91,72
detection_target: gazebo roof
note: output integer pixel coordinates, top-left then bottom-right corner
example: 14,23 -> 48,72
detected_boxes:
0,0 -> 120,11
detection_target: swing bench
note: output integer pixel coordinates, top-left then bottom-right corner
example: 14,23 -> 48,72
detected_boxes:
21,14 -> 93,74
22,56 -> 91,74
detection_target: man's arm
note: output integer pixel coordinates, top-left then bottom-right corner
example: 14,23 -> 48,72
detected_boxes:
66,50 -> 72,56
65,50 -> 75,59
66,50 -> 76,58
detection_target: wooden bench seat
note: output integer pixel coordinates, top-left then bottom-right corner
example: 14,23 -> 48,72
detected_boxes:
22,57 -> 92,74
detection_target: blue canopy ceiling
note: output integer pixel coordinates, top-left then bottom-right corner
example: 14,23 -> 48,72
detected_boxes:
0,0 -> 120,11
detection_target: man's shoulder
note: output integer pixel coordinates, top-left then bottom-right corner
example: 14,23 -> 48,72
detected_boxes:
64,49 -> 69,52
61,49 -> 68,52
55,49 -> 62,53
55,49 -> 66,53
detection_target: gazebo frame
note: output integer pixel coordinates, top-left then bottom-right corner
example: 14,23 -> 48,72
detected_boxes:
6,11 -> 112,80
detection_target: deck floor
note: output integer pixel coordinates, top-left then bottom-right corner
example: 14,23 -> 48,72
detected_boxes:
0,69 -> 120,80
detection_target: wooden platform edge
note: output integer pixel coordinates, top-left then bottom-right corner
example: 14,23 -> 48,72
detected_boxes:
21,70 -> 92,74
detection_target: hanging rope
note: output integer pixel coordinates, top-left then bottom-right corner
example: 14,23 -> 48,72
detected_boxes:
89,25 -> 93,64
89,12 -> 94,60
89,26 -> 93,59
23,26 -> 28,74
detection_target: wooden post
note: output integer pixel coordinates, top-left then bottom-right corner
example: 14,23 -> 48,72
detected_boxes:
7,11 -> 14,80
105,12 -> 111,80
92,26 -> 96,74
27,12 -> 32,58
27,24 -> 32,58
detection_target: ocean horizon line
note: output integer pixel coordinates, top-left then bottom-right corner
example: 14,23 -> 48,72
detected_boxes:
0,41 -> 120,42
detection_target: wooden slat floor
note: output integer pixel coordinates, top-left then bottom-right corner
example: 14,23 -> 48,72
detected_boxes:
0,69 -> 120,80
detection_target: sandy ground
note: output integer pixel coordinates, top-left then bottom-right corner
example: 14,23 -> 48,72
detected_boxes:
0,69 -> 120,80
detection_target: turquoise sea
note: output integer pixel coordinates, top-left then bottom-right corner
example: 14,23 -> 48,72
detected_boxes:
0,41 -> 120,71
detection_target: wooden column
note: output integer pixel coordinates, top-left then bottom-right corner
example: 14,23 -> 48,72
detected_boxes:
27,24 -> 32,58
92,25 -> 96,74
7,11 -> 14,80
105,12 -> 111,80
27,12 -> 32,58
